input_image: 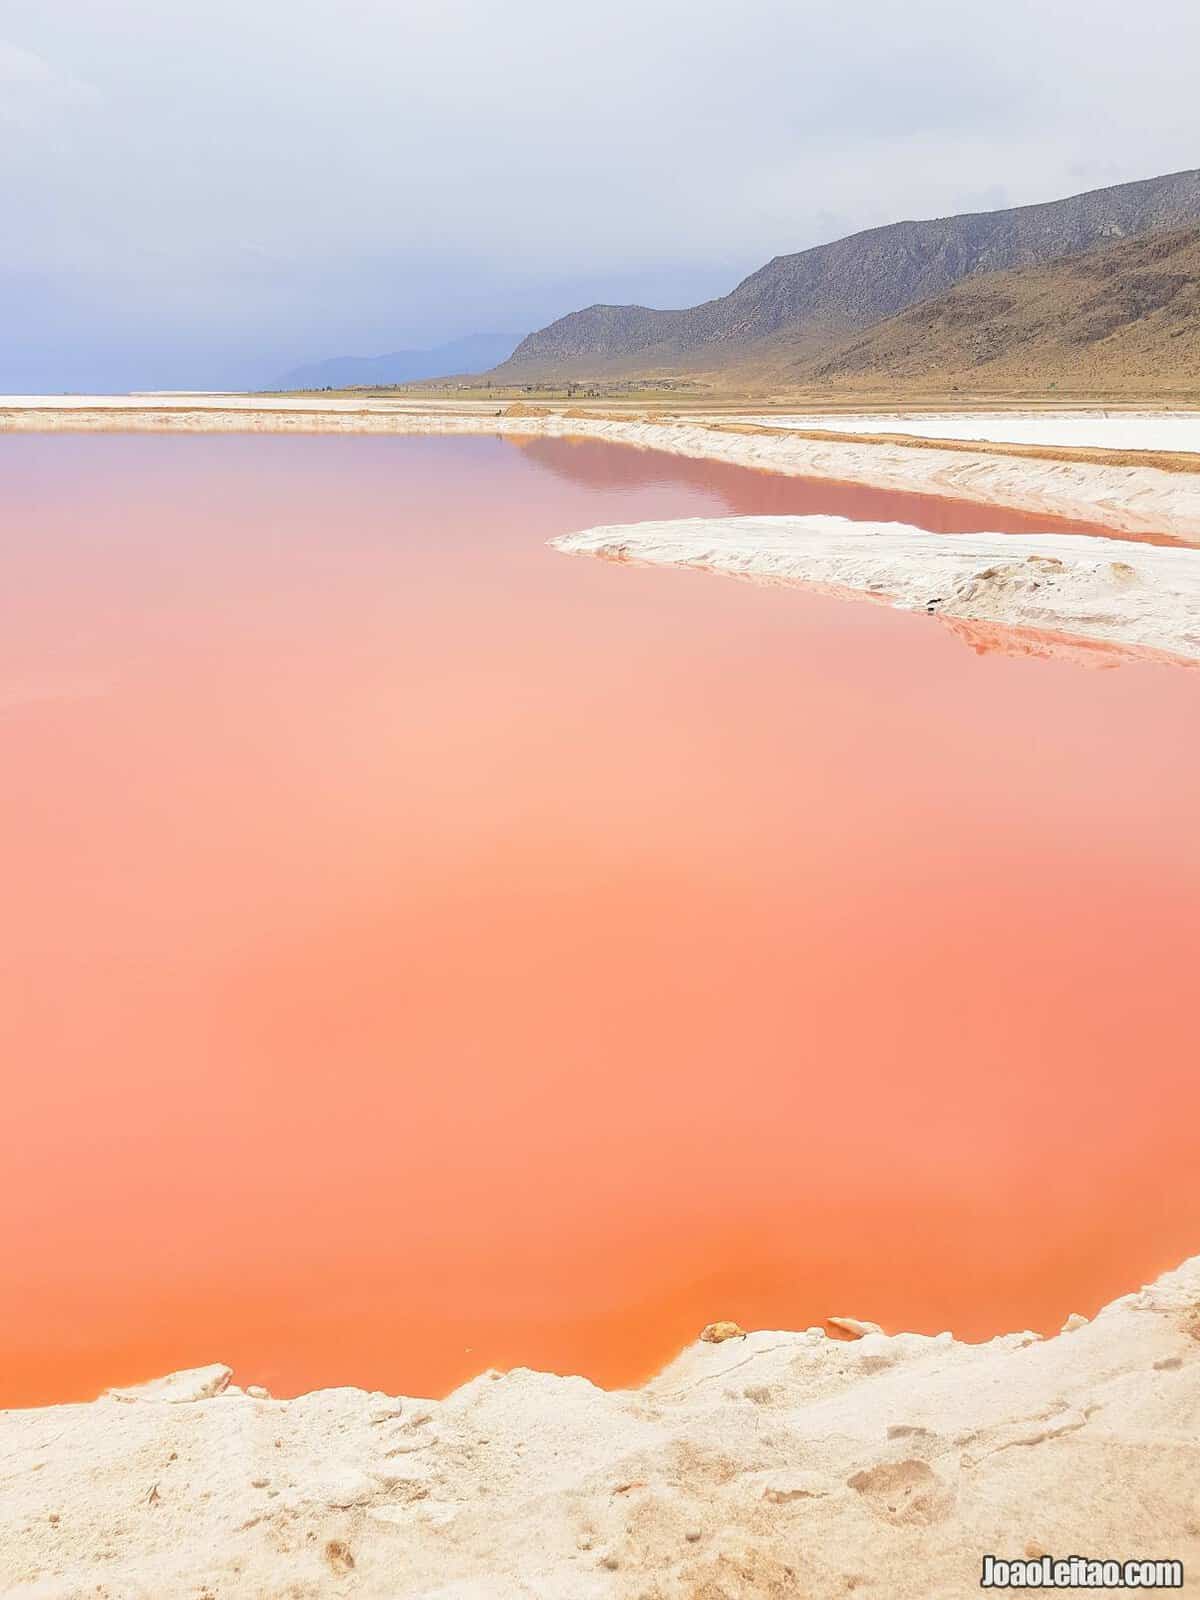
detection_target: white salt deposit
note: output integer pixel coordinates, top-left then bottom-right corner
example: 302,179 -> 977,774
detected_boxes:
4,1255 -> 1198,1597
553,514 -> 1200,662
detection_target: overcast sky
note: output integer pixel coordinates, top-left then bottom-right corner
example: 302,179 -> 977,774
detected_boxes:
3,0 -> 1198,390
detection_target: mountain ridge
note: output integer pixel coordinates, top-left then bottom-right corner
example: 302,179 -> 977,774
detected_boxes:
794,221 -> 1200,391
493,168 -> 1200,381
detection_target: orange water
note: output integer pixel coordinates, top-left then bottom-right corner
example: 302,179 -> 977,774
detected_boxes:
2,432 -> 1198,1407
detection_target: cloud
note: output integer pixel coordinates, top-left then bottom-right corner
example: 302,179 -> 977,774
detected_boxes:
1,0 -> 1198,387
0,38 -> 98,129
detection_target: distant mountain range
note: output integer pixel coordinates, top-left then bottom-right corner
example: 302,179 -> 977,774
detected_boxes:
275,332 -> 517,391
492,169 -> 1200,387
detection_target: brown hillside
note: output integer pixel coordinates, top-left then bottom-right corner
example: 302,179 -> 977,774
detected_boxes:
798,222 -> 1200,392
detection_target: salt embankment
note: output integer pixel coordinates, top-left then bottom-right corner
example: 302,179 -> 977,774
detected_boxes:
3,400 -> 1200,543
3,1256 -> 1199,1597
553,514 -> 1200,663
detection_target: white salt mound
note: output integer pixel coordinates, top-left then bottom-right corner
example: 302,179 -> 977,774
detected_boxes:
553,514 -> 1200,662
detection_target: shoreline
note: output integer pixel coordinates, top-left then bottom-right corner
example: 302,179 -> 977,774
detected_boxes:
5,1251 -> 1198,1597
552,515 -> 1200,664
4,399 -> 1200,543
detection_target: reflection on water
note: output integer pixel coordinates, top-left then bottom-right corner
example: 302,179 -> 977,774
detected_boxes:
513,434 -> 1185,544
1,432 -> 1198,1407
937,617 -> 1198,669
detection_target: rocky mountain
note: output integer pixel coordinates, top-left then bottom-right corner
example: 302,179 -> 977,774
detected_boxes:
494,169 -> 1200,381
275,332 -> 517,391
797,221 -> 1200,391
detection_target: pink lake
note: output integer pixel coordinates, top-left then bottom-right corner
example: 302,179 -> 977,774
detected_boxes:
1,431 -> 1198,1407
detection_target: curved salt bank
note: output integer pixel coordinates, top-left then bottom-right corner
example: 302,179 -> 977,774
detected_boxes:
7,403 -> 1200,540
552,514 -> 1200,662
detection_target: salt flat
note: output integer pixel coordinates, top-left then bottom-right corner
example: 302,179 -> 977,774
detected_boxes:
0,392 -> 499,414
7,398 -> 1199,453
712,410 -> 1200,454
